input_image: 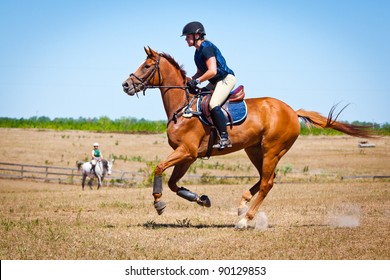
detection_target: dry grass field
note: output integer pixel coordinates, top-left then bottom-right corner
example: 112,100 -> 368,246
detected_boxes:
0,128 -> 389,260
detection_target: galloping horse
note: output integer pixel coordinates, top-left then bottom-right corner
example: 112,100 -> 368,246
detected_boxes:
77,159 -> 113,190
122,47 -> 372,228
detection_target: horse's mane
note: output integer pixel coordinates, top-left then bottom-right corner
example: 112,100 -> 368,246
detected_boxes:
161,52 -> 187,81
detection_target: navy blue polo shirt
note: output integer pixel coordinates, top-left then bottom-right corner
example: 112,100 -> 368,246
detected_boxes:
194,41 -> 234,84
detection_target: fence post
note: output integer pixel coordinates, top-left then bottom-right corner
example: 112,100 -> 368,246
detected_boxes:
45,167 -> 49,182
71,169 -> 74,184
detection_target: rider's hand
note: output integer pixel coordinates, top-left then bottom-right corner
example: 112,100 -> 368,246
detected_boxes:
186,79 -> 199,93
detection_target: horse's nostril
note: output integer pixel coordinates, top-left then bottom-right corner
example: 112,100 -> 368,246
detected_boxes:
122,81 -> 128,88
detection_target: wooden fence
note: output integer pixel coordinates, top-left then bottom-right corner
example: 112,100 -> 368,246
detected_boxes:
0,162 -> 144,187
0,162 -> 388,187
0,162 -> 260,187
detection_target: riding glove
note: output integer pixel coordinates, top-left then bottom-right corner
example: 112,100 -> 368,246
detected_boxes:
186,79 -> 199,93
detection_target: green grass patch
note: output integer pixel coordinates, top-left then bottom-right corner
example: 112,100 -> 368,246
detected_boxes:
0,116 -> 388,135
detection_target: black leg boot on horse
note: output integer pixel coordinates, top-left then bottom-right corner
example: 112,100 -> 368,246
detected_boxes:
177,187 -> 211,208
152,175 -> 211,215
211,106 -> 232,149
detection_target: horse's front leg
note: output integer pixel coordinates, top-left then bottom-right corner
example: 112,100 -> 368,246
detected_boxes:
169,162 -> 211,207
97,176 -> 104,190
82,175 -> 86,191
97,178 -> 101,190
152,145 -> 198,215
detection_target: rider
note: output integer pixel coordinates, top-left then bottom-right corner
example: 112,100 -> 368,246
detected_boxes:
182,21 -> 236,149
91,142 -> 103,173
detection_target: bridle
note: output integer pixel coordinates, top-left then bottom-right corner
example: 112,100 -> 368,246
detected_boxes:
126,53 -> 211,125
128,54 -> 187,96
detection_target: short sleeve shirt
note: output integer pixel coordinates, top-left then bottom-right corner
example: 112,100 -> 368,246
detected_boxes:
194,41 -> 234,84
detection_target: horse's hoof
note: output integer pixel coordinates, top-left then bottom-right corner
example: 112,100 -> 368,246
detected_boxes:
235,218 -> 248,229
238,205 -> 249,217
197,195 -> 211,207
154,200 -> 166,215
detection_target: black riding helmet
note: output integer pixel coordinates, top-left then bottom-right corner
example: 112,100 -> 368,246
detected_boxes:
181,21 -> 206,37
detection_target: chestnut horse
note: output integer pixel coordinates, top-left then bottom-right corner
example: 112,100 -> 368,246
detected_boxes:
122,47 -> 372,228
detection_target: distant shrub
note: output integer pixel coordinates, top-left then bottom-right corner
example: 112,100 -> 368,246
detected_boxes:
0,116 -> 166,134
0,117 -> 388,135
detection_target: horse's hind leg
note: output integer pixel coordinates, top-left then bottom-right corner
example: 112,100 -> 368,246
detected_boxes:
88,178 -> 93,190
238,146 -> 264,216
236,150 -> 279,229
236,135 -> 298,228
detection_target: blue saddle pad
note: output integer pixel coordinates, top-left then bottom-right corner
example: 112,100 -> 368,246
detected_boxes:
197,99 -> 248,126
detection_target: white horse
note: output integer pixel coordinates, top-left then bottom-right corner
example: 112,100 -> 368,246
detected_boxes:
77,159 -> 113,190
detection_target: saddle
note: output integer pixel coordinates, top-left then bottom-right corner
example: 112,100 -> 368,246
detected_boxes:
197,85 -> 248,126
90,159 -> 107,175
175,85 -> 248,158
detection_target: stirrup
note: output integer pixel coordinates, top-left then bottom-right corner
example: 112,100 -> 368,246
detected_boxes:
213,137 -> 232,149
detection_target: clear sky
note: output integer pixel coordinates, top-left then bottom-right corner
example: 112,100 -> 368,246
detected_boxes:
0,0 -> 389,124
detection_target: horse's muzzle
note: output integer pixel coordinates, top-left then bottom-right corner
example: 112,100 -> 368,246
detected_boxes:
122,81 -> 141,96
122,81 -> 133,96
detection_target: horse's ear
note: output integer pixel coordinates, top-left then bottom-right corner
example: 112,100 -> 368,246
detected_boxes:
144,46 -> 157,58
144,46 -> 151,56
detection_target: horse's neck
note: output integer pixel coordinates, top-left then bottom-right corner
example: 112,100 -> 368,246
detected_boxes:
95,162 -> 104,174
159,63 -> 188,118
161,88 -> 188,118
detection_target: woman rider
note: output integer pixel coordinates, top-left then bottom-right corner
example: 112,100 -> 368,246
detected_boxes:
182,21 -> 236,149
91,142 -> 103,173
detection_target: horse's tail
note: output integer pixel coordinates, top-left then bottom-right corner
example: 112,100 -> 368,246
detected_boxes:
76,161 -> 84,171
296,104 -> 375,138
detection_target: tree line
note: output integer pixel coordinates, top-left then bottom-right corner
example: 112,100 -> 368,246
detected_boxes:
0,116 -> 389,135
0,116 -> 166,133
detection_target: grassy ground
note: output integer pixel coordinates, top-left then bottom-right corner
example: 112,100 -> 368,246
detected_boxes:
0,179 -> 388,260
0,129 -> 389,259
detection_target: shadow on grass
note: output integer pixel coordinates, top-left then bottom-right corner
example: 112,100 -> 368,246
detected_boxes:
134,221 -> 329,230
290,223 -> 329,228
113,222 -> 329,230
134,221 -> 236,229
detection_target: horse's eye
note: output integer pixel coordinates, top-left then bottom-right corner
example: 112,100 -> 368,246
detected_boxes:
144,64 -> 151,69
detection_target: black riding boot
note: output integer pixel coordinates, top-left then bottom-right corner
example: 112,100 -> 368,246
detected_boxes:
210,106 -> 232,149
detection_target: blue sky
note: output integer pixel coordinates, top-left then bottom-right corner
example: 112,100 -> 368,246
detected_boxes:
0,0 -> 389,124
